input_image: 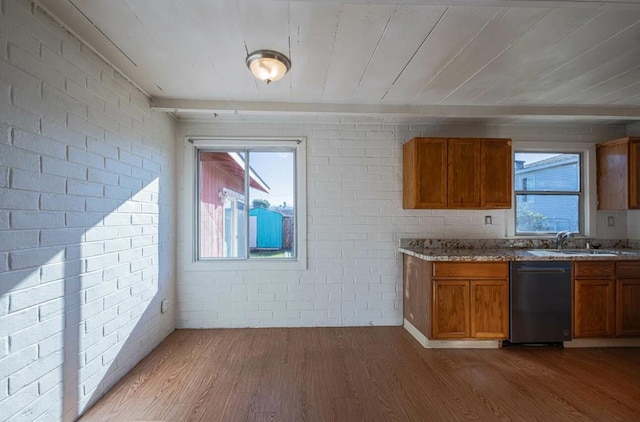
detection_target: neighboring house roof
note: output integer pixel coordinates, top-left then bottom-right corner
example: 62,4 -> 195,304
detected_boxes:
250,207 -> 283,217
516,154 -> 579,174
200,152 -> 270,193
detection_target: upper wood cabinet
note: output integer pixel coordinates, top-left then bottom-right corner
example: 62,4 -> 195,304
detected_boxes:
596,136 -> 640,210
403,137 -> 512,209
403,138 -> 447,208
481,139 -> 513,208
447,139 -> 481,208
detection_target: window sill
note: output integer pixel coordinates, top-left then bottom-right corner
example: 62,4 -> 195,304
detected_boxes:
183,257 -> 307,272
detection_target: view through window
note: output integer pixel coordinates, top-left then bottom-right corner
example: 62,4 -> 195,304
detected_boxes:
514,152 -> 582,234
197,148 -> 296,260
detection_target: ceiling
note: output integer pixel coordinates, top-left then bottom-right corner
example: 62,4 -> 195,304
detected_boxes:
37,0 -> 640,125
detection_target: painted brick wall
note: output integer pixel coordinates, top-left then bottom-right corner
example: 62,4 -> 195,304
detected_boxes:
0,1 -> 176,420
175,118 -> 625,329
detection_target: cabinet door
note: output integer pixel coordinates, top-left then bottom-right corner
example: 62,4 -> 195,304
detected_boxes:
629,140 -> 640,209
433,280 -> 470,338
480,139 -> 512,208
596,140 -> 629,210
574,279 -> 615,338
616,279 -> 640,337
448,139 -> 480,208
470,280 -> 508,338
403,138 -> 447,208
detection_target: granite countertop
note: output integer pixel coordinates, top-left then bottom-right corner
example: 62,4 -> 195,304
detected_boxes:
398,246 -> 640,261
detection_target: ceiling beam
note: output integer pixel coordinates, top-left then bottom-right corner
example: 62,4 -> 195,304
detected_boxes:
151,98 -> 640,120
278,0 -> 640,11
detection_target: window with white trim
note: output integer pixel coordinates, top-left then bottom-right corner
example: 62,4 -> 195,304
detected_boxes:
191,138 -> 305,263
514,152 -> 582,235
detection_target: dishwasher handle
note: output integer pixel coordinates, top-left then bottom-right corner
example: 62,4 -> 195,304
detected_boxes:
515,267 -> 569,274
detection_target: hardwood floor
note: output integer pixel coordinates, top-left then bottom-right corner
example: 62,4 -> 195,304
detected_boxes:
79,327 -> 640,422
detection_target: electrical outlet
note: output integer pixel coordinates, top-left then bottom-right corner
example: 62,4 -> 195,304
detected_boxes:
161,299 -> 169,314
484,215 -> 492,226
607,216 -> 615,227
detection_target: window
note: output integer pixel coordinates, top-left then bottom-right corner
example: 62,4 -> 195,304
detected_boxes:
191,138 -> 305,264
514,152 -> 582,235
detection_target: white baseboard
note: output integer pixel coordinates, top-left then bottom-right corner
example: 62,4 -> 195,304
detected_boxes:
564,338 -> 640,348
403,318 -> 428,347
402,319 -> 639,349
403,319 -> 501,349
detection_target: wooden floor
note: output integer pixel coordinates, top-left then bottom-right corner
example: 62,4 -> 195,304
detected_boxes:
79,327 -> 640,422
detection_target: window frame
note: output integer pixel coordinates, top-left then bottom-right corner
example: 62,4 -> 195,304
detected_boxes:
184,137 -> 307,270
514,150 -> 584,236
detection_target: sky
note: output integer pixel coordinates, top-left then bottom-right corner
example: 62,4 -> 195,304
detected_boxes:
249,151 -> 295,208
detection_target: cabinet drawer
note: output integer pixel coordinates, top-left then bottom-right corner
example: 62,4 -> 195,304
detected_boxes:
433,262 -> 508,278
574,261 -> 615,278
616,262 -> 640,278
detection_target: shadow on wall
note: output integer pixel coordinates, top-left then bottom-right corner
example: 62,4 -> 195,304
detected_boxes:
1,172 -> 173,420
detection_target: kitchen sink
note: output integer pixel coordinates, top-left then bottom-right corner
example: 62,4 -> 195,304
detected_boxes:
527,249 -> 619,257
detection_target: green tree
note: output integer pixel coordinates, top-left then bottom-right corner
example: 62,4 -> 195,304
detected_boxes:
252,199 -> 270,209
517,205 -> 547,231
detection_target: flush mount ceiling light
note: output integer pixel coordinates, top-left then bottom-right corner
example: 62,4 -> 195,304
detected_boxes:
246,50 -> 291,84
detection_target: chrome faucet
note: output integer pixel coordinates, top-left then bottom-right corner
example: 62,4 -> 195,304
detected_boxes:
555,230 -> 575,250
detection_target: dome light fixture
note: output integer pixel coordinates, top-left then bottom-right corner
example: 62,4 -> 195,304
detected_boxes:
246,50 -> 291,84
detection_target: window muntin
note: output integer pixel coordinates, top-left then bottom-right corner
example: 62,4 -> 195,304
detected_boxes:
196,146 -> 297,261
514,152 -> 582,235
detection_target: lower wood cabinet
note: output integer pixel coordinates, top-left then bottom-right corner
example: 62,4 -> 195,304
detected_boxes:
403,258 -> 509,340
615,264 -> 640,337
470,280 -> 510,338
403,256 -> 640,343
432,279 -> 509,339
573,261 -> 640,338
616,280 -> 640,336
403,255 -> 430,337
433,280 -> 470,338
574,278 -> 615,337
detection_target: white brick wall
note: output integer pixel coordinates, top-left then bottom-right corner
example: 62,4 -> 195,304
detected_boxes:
176,119 -> 626,329
0,1 -> 176,421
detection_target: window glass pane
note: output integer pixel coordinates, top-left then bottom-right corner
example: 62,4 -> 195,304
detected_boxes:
199,151 -> 248,259
516,194 -> 579,233
248,151 -> 296,259
197,149 -> 296,260
514,153 -> 580,192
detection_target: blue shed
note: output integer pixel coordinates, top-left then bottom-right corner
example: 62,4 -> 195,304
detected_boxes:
249,207 -> 283,249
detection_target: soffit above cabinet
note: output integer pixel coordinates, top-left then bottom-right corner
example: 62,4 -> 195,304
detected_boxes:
36,0 -> 640,125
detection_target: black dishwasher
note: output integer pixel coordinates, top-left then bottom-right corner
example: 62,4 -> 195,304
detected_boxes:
509,261 -> 572,344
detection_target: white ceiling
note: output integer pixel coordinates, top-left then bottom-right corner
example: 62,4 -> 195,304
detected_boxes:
37,0 -> 640,125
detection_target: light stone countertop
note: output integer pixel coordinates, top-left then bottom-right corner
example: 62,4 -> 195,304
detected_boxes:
398,246 -> 640,262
